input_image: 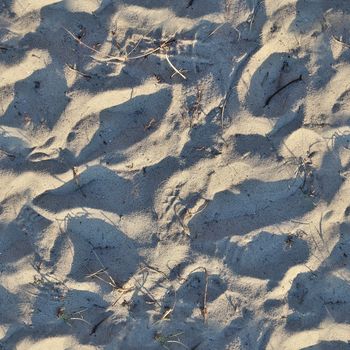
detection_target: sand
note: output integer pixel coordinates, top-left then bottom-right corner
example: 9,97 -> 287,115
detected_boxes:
1,0 -> 350,349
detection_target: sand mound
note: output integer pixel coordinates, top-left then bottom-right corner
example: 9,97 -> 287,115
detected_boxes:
1,0 -> 350,349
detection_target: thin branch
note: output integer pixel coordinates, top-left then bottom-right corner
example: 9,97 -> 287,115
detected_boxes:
201,268 -> 209,323
264,75 -> 303,107
90,315 -> 110,335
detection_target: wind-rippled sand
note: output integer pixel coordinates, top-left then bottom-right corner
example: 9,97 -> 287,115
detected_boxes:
1,0 -> 350,349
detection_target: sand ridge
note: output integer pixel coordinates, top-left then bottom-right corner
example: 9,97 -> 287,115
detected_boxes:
1,0 -> 350,349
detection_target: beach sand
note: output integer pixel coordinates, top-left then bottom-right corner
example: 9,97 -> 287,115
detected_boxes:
1,0 -> 350,349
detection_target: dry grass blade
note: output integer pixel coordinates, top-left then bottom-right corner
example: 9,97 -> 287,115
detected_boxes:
174,203 -> 190,235
57,308 -> 91,327
69,316 -> 92,326
183,266 -> 209,322
140,263 -> 178,324
216,53 -> 249,131
158,308 -> 173,322
86,256 -> 134,305
64,26 -> 178,68
112,286 -> 134,306
125,31 -> 150,57
86,268 -> 107,279
332,35 -> 350,48
219,95 -> 228,130
127,39 -> 171,60
96,37 -> 175,62
86,269 -> 116,288
63,27 -> 125,62
31,263 -> 69,290
89,246 -> 120,289
72,166 -> 87,198
165,52 -> 187,80
133,276 -> 162,308
207,23 -> 225,38
166,340 -> 189,349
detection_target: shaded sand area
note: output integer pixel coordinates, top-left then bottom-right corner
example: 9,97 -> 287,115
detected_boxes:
1,0 -> 350,349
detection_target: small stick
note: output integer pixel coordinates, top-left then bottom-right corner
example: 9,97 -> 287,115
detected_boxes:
66,63 -> 92,79
219,97 -> 228,130
165,52 -> 187,80
201,268 -> 209,323
90,315 -> 110,335
264,74 -> 302,107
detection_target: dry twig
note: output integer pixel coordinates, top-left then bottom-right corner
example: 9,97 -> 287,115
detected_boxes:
66,63 -> 92,79
264,75 -> 303,107
90,315 -> 110,335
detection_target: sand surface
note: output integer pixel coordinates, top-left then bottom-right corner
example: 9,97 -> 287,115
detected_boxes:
1,0 -> 350,349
